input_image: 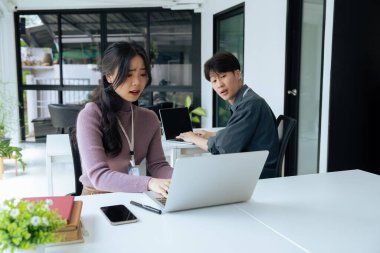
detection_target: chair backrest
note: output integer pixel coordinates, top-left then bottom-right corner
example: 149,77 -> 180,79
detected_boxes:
48,104 -> 83,134
143,104 -> 161,120
158,101 -> 174,109
275,115 -> 297,177
68,127 -> 83,196
141,102 -> 174,121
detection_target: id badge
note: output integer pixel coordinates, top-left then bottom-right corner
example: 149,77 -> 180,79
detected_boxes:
128,165 -> 140,176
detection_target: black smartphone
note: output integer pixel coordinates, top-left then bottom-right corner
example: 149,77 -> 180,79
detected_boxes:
100,204 -> 138,225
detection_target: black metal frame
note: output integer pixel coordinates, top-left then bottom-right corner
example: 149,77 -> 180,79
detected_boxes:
14,8 -> 201,141
283,0 -> 303,176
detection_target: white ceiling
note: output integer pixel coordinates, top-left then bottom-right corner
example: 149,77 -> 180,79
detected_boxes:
1,0 -> 206,12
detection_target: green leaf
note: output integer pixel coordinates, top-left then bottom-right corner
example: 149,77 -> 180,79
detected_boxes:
191,116 -> 200,123
184,96 -> 192,108
0,199 -> 66,250
191,107 -> 207,116
0,140 -> 27,170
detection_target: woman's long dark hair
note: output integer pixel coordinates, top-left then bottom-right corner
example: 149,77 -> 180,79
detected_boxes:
92,41 -> 152,157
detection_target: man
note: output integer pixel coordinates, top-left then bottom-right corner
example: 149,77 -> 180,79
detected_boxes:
177,52 -> 279,178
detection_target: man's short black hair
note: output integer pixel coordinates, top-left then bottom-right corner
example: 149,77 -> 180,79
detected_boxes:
204,52 -> 241,81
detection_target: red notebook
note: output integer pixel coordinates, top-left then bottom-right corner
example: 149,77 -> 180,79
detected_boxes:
23,196 -> 75,221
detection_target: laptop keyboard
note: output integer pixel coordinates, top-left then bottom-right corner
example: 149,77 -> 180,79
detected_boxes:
168,138 -> 185,142
157,197 -> 167,206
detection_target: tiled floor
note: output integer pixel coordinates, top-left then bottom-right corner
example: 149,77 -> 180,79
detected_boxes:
0,142 -> 75,202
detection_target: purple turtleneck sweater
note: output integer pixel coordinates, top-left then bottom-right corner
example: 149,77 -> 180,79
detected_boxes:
77,101 -> 173,193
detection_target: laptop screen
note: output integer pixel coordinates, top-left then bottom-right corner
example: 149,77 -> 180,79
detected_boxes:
159,108 -> 193,140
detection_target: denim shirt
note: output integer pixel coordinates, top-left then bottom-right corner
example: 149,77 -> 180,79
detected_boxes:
207,85 -> 279,178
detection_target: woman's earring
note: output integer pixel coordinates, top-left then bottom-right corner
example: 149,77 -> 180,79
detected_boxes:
106,74 -> 113,84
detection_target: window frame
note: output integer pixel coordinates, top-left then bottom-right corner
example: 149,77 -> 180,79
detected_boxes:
14,8 -> 201,140
212,3 -> 244,127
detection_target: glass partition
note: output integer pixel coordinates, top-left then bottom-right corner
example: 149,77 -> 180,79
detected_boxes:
107,12 -> 147,45
150,11 -> 193,88
16,9 -> 200,141
214,4 -> 244,127
21,14 -> 58,86
61,14 -> 102,85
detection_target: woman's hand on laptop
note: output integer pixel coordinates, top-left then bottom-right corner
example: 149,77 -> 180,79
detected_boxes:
148,178 -> 171,198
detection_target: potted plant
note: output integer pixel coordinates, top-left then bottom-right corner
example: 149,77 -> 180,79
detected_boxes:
0,91 -> 26,172
0,140 -> 27,172
0,106 -> 7,142
0,91 -> 11,143
184,96 -> 207,127
0,198 -> 66,253
0,123 -> 6,142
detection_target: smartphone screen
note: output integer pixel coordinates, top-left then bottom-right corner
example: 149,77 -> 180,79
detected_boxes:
100,204 -> 138,225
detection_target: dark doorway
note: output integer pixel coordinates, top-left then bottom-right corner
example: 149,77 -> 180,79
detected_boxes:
284,0 -> 325,176
328,0 -> 380,174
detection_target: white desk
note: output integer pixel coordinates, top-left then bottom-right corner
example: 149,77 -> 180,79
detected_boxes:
161,140 -> 201,166
45,170 -> 380,253
46,134 -> 73,195
238,170 -> 380,253
162,127 -> 223,166
46,193 -> 305,253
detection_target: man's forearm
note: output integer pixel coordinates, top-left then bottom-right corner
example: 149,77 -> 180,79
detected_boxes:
193,135 -> 209,151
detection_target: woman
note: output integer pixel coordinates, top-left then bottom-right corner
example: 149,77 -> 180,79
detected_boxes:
77,41 -> 172,196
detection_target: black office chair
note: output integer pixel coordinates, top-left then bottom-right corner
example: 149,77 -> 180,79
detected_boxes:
274,115 -> 297,177
157,101 -> 174,109
48,104 -> 83,134
68,127 -> 83,196
141,102 -> 174,121
143,104 -> 161,120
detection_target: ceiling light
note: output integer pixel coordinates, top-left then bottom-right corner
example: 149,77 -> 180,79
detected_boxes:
169,3 -> 200,10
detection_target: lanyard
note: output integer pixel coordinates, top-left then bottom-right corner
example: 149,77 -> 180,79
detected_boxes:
116,104 -> 135,167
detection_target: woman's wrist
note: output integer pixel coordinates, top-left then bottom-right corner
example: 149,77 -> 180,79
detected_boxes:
147,177 -> 153,191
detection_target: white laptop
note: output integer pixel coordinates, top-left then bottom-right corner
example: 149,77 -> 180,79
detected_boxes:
159,107 -> 194,144
145,150 -> 269,213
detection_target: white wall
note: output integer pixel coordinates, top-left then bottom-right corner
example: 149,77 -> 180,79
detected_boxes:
200,0 -> 287,128
0,0 -> 20,143
245,1 -> 287,118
